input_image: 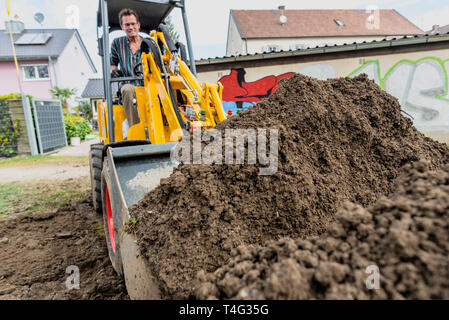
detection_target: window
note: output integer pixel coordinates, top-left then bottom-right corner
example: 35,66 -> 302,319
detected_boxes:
290,44 -> 308,50
317,43 -> 334,48
22,64 -> 50,80
263,45 -> 281,53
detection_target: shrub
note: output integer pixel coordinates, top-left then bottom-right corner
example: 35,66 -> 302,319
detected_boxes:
0,93 -> 33,101
0,95 -> 23,157
65,115 -> 91,144
77,100 -> 92,121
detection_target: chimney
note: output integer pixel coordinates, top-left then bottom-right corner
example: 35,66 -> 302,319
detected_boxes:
4,20 -> 25,34
431,25 -> 439,34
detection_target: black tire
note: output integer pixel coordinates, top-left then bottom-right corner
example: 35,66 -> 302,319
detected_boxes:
89,143 -> 104,214
101,159 -> 123,275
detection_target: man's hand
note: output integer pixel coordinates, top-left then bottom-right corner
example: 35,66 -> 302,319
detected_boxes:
111,69 -> 124,78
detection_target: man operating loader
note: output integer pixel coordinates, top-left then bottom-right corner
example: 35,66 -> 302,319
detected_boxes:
110,8 -> 143,127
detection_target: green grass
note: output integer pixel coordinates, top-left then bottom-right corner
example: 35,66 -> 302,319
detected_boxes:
86,132 -> 99,139
0,178 -> 90,220
0,184 -> 26,219
0,155 -> 88,167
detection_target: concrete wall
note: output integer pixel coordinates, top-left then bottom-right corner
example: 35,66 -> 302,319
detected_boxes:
0,61 -> 21,96
197,47 -> 449,143
226,14 -> 245,56
0,59 -> 53,98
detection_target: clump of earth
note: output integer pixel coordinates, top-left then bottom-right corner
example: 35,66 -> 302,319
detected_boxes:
195,161 -> 449,300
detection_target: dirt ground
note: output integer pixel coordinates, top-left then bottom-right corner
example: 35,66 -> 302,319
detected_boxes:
0,172 -> 128,300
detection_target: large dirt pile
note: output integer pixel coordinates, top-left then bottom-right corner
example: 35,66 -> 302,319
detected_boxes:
130,74 -> 449,299
195,161 -> 449,299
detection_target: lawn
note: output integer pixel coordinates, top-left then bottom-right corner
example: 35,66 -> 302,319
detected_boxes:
0,178 -> 90,220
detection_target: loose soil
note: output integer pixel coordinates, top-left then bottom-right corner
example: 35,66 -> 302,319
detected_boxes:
195,161 -> 449,300
130,74 -> 449,299
0,190 -> 128,300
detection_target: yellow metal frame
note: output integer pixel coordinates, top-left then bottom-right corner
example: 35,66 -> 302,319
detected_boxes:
99,31 -> 228,145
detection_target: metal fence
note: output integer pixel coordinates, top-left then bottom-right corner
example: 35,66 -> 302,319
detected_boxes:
32,99 -> 67,154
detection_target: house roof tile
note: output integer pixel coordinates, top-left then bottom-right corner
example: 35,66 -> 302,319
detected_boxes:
231,9 -> 424,39
81,78 -> 104,98
427,24 -> 449,35
0,28 -> 76,59
0,27 -> 97,73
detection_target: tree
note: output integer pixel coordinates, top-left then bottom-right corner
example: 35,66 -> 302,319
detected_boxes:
50,86 -> 77,115
164,15 -> 179,43
77,100 -> 92,121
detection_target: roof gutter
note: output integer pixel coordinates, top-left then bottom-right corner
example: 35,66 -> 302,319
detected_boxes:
197,33 -> 449,66
0,55 -> 59,61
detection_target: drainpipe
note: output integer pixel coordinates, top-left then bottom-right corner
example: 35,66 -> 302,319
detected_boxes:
48,56 -> 58,87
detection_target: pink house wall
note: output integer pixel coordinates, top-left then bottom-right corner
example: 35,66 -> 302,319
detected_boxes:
0,59 -> 53,98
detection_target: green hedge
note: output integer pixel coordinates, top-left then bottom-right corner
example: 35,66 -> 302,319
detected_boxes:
65,115 -> 91,145
0,96 -> 21,157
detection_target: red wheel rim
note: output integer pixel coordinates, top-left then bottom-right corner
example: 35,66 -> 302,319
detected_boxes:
104,185 -> 116,253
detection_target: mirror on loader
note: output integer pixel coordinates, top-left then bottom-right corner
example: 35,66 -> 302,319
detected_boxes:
89,0 -> 228,298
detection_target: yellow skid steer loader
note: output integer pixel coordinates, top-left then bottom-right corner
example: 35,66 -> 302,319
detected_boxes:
89,0 -> 227,298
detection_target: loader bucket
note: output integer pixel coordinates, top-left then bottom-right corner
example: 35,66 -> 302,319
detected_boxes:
106,142 -> 178,208
101,142 -> 178,299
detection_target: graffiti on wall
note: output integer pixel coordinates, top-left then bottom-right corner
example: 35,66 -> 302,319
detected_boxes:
348,57 -> 449,132
219,57 -> 449,134
219,68 -> 294,113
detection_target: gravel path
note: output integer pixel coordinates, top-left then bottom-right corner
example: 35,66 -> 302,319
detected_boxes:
0,139 -> 99,183
0,164 -> 89,183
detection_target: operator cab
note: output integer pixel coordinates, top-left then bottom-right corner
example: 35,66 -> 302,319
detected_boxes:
97,0 -> 196,143
107,23 -> 188,107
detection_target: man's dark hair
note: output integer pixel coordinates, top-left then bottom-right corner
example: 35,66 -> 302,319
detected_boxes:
119,8 -> 140,25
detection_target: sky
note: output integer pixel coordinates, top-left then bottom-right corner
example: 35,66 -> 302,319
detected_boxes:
1,0 -> 448,76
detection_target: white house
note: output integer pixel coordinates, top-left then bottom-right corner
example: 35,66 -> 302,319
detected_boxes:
226,7 -> 424,56
0,20 -> 97,109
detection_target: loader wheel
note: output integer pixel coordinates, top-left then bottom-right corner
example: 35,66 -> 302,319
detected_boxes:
89,143 -> 103,214
101,159 -> 123,275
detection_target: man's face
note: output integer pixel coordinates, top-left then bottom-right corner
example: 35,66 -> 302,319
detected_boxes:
121,14 -> 140,38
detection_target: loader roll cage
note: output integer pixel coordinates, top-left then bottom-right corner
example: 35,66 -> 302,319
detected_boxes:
97,0 -> 197,144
